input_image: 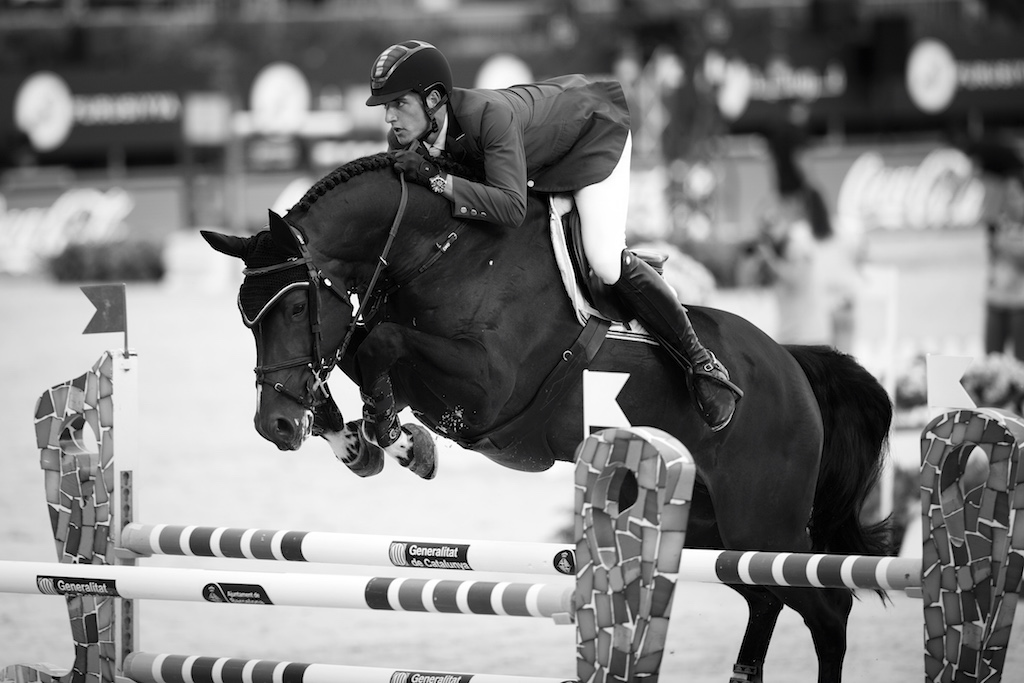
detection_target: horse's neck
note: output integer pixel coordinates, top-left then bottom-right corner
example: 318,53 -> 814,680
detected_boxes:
382,192 -> 485,282
299,174 -> 406,272
396,197 -> 575,326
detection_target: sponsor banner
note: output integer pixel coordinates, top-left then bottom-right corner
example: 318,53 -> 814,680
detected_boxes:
701,18 -> 1024,131
1,62 -> 370,167
902,33 -> 1024,117
0,172 -> 185,274
1,69 -> 199,159
389,541 -> 472,571
36,574 -> 119,597
836,148 -> 985,231
0,186 -> 133,273
202,582 -> 273,605
712,138 -> 1009,238
388,673 -> 473,683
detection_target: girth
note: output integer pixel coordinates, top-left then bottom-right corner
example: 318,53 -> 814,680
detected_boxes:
435,315 -> 611,462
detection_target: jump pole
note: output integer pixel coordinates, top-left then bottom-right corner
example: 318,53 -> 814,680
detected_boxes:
0,560 -> 573,618
122,652 -> 571,683
0,344 -> 698,683
119,523 -> 576,577
118,523 -> 922,592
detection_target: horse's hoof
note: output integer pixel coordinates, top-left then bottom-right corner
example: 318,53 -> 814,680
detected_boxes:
324,420 -> 384,477
400,423 -> 437,480
382,423 -> 436,479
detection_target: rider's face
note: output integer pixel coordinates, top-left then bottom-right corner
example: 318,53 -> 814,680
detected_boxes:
384,93 -> 429,147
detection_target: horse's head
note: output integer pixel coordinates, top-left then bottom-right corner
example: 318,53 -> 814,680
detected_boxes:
204,152 -> 480,451
201,211 -> 353,450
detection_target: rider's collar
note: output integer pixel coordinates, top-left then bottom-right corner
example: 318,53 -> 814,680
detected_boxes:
424,109 -> 450,156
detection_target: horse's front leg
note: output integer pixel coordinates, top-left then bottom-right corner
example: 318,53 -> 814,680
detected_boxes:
313,392 -> 385,478
310,325 -> 400,479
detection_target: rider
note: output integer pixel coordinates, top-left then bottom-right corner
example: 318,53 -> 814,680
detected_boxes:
366,39 -> 742,431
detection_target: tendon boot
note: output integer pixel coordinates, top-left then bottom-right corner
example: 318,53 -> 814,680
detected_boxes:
360,379 -> 437,480
613,249 -> 743,431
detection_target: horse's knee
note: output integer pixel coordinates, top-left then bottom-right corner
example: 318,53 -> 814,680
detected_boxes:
356,324 -> 404,377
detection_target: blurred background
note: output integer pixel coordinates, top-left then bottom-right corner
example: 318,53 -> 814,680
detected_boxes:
3,0 -> 1021,366
2,1 -> 1024,677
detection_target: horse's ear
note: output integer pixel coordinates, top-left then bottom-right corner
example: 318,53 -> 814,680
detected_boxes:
268,210 -> 302,257
200,230 -> 250,260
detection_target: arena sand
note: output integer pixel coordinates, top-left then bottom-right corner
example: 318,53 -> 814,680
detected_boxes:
0,276 -> 1020,681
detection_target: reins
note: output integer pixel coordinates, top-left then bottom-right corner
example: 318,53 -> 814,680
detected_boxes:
337,174 -> 410,360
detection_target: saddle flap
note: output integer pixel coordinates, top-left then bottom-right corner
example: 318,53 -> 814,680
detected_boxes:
549,196 -> 668,326
558,203 -> 631,322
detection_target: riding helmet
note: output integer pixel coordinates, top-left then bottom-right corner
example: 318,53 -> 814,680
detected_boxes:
366,40 -> 453,106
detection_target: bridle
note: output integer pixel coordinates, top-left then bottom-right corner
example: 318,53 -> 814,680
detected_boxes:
242,175 -> 414,412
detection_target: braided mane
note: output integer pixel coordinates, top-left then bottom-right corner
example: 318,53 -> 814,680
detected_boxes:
291,151 -> 481,213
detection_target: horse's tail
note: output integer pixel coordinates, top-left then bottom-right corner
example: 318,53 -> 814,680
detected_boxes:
786,345 -> 894,560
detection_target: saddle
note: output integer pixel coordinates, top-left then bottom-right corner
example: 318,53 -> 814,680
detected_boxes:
547,195 -> 666,329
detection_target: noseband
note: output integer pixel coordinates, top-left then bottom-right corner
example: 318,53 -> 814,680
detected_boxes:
243,176 -> 411,411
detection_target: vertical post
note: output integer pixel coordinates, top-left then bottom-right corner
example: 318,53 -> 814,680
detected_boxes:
0,351 -> 134,683
112,351 -> 139,671
921,408 -> 1024,682
574,427 -> 696,682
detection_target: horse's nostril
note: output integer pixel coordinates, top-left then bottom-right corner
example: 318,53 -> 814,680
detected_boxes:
275,418 -> 294,439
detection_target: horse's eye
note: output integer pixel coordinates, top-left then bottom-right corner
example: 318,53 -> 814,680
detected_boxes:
292,302 -> 307,317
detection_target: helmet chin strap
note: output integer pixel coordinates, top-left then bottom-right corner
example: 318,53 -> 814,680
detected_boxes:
416,93 -> 449,143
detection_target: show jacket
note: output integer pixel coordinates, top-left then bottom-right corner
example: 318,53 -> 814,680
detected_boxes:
387,74 -> 631,227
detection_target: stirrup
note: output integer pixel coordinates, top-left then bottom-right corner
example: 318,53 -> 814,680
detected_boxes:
685,374 -> 737,433
692,351 -> 744,399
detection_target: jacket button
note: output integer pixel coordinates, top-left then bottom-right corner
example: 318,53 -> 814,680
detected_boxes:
460,207 -> 468,214
527,180 -> 535,188
470,209 -> 477,216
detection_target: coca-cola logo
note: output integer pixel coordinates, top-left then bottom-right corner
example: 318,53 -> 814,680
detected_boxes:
836,149 -> 986,231
0,187 -> 133,273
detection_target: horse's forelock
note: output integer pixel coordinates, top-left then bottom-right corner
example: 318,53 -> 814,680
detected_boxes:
237,230 -> 309,326
244,230 -> 297,269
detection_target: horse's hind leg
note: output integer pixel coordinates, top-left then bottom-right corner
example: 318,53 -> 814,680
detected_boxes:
685,489 -> 783,683
729,585 -> 783,683
769,585 -> 854,683
713,495 -> 854,681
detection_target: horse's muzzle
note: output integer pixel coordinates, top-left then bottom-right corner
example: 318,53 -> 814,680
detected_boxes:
256,409 -> 313,451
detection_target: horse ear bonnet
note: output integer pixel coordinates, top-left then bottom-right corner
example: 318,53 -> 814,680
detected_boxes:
236,227 -> 310,328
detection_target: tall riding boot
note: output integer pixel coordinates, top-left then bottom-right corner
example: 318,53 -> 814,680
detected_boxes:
613,249 -> 743,431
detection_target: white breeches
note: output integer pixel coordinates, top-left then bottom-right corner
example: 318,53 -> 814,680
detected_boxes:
574,132 -> 632,285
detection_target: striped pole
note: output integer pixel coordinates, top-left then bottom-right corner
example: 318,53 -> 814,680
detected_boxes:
124,652 -> 575,683
0,561 -> 573,620
676,549 -> 920,593
120,524 -> 576,577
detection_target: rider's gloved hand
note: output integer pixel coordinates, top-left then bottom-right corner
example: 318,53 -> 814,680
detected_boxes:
392,148 -> 442,190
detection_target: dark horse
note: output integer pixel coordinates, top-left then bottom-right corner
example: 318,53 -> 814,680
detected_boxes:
202,152 -> 892,683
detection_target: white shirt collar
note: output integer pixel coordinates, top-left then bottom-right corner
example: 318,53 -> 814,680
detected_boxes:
425,112 -> 450,157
